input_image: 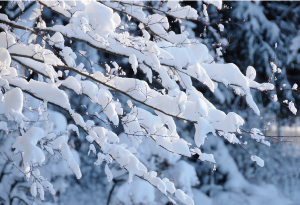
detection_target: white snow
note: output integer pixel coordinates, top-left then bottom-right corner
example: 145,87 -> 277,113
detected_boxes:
12,127 -> 45,170
251,155 -> 264,167
292,83 -> 298,90
218,24 -> 224,32
129,54 -> 138,74
0,2 -> 294,205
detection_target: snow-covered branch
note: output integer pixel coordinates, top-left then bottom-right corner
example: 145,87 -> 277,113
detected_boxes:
0,1 -> 298,205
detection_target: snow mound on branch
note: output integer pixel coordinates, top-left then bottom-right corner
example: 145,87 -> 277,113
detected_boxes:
129,54 -> 138,74
0,33 -> 63,67
167,3 -> 198,19
175,189 -> 194,205
0,88 -> 24,122
194,117 -> 215,147
38,0 -> 86,19
12,127 -> 45,169
251,155 -> 264,167
60,47 -> 77,67
65,0 -> 86,14
0,47 -> 11,67
10,79 -> 71,110
84,1 -> 120,37
0,32 -> 16,49
202,63 -> 271,115
246,66 -> 256,80
97,89 -> 119,126
205,0 -> 223,9
49,32 -> 65,49
51,135 -> 82,179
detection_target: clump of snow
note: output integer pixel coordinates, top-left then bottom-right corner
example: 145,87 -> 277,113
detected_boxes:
216,47 -> 223,56
105,164 -> 113,182
273,94 -> 278,102
199,153 -> 216,164
0,121 -> 8,133
0,88 -> 24,123
292,83 -> 298,90
175,189 -> 194,205
246,66 -> 256,80
129,54 -> 138,74
49,32 -> 65,49
218,24 -> 224,32
30,182 -> 37,197
13,127 -> 45,171
251,155 -> 264,167
194,117 -> 215,147
205,0 -> 222,9
88,144 -> 96,156
60,47 -> 77,67
84,1 -> 120,37
250,128 -> 270,147
288,101 -> 297,115
51,135 -> 82,179
270,62 -> 277,73
0,47 -> 11,67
